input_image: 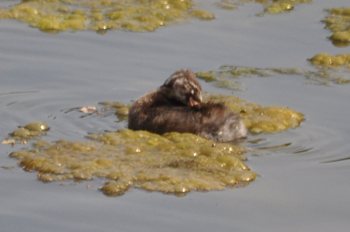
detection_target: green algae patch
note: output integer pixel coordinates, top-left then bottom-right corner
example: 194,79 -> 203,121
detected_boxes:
309,53 -> 350,71
204,93 -> 304,134
196,70 -> 243,90
323,7 -> 350,47
10,128 -> 257,196
196,65 -> 350,88
99,101 -> 131,122
2,121 -> 50,145
23,121 -> 50,132
0,0 -> 214,33
218,0 -> 311,16
190,9 -> 215,19
7,93 -> 306,196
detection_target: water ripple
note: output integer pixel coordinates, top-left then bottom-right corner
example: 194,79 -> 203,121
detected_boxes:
245,121 -> 349,164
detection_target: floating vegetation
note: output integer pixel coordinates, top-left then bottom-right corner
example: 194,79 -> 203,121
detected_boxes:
8,93 -> 304,197
308,53 -> 350,70
10,128 -> 257,197
2,121 -> 50,145
323,7 -> 350,47
196,65 -> 350,88
204,93 -> 304,134
0,0 -> 214,34
218,0 -> 312,16
99,101 -> 131,122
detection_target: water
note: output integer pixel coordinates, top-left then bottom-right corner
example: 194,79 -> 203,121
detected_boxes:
1,0 -> 350,231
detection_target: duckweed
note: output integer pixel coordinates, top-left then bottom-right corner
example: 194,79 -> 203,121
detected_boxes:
218,0 -> 311,16
323,7 -> 350,47
0,0 -> 214,33
196,65 -> 350,88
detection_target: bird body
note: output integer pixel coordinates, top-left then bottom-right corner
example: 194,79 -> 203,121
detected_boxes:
128,70 -> 247,142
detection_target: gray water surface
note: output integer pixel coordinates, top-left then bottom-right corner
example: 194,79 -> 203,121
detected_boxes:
1,1 -> 350,231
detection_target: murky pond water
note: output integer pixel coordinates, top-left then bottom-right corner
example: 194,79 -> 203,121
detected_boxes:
1,0 -> 350,231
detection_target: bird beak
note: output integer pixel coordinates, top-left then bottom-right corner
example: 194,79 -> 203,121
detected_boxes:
189,92 -> 202,107
189,97 -> 199,107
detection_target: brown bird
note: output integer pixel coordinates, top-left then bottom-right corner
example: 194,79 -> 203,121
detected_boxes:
128,69 -> 247,142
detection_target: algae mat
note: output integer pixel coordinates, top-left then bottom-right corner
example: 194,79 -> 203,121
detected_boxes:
196,62 -> 350,90
0,0 -> 313,34
0,0 -> 214,33
6,94 -> 304,197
